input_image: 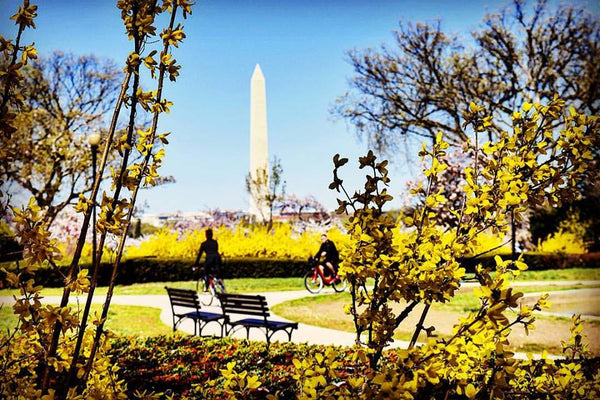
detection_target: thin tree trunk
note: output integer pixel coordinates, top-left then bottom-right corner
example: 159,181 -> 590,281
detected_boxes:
84,1 -> 179,381
511,209 -> 517,260
41,71 -> 131,392
409,303 -> 431,348
63,145 -> 99,392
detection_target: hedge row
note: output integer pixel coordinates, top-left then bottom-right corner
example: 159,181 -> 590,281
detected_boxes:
458,252 -> 600,272
5,257 -> 309,288
2,252 -> 598,288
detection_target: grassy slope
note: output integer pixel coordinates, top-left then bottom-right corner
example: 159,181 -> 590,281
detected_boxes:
0,304 -> 172,336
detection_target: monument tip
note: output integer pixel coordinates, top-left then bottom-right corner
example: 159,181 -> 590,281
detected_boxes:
252,63 -> 264,80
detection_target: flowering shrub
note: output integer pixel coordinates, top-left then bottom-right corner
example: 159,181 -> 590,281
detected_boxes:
537,230 -> 587,254
469,232 -> 511,256
124,223 -> 350,260
537,210 -> 589,254
124,218 -> 511,261
322,96 -> 600,399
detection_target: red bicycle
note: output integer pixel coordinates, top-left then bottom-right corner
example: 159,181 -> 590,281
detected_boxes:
303,257 -> 346,294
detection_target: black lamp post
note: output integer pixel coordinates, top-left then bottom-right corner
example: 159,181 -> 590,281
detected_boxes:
88,133 -> 101,267
63,132 -> 102,392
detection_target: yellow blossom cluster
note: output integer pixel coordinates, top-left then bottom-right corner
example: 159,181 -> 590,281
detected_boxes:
323,96 -> 599,397
124,223 -> 350,260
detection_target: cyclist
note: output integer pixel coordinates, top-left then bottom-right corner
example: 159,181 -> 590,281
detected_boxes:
314,232 -> 340,282
193,228 -> 222,291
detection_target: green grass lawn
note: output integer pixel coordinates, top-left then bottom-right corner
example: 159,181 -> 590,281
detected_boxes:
0,269 -> 597,340
0,277 -> 305,297
509,267 -> 600,281
270,293 -> 452,342
437,284 -> 600,313
272,284 -> 600,336
0,278 -> 305,335
0,303 -> 173,336
1,270 -> 597,354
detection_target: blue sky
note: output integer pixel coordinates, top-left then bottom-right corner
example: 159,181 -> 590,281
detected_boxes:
2,0 -> 598,215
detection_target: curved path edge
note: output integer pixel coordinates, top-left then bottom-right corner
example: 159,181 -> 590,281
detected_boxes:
3,280 -> 598,359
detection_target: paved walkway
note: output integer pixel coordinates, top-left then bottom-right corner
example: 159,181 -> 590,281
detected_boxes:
2,280 -> 597,359
2,289 -> 405,348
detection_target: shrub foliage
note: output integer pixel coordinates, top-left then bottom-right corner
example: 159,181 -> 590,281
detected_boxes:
108,334 -> 600,399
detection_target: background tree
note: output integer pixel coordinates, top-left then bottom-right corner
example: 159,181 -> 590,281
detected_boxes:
403,150 -> 470,229
245,155 -> 286,228
334,0 -> 599,152
1,51 -> 122,225
335,0 -> 600,252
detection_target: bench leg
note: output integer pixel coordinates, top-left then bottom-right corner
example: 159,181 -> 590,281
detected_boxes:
265,328 -> 295,343
195,320 -> 225,338
223,323 -> 231,336
174,317 -> 183,332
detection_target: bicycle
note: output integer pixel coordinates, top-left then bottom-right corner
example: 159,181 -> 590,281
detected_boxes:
303,257 -> 346,294
193,265 -> 226,306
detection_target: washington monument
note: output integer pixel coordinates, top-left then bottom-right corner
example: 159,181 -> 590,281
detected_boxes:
249,64 -> 269,221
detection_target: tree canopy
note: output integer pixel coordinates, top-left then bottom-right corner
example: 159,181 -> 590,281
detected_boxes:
334,0 -> 599,153
1,52 -> 122,224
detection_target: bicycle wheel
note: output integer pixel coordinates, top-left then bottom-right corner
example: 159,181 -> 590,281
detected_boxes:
332,277 -> 347,292
199,281 -> 216,306
304,270 -> 323,294
214,278 -> 226,294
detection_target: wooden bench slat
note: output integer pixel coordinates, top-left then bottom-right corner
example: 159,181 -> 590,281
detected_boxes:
222,309 -> 268,317
165,286 -> 224,337
217,293 -> 298,345
170,299 -> 199,306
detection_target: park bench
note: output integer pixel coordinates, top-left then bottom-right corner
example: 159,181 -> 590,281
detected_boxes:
165,287 -> 225,337
218,293 -> 298,344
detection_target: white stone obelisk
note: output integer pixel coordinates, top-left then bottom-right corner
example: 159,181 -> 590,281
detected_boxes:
249,64 -> 269,222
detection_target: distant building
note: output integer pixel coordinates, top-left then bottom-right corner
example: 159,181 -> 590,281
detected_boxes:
139,210 -> 248,228
139,211 -> 215,227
